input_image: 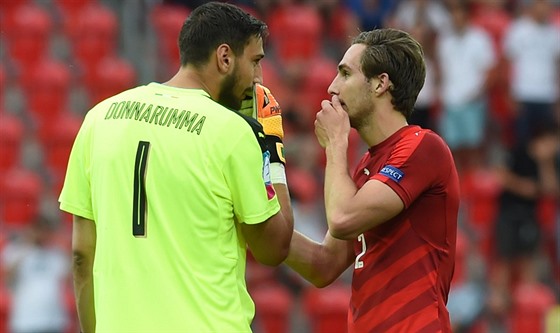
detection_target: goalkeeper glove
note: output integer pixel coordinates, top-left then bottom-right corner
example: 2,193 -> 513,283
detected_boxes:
239,84 -> 287,184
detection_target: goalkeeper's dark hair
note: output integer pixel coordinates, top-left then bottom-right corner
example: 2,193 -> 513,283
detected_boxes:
352,29 -> 426,119
178,2 -> 268,67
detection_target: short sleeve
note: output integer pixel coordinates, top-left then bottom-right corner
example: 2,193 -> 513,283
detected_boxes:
59,113 -> 94,220
371,131 -> 451,208
223,129 -> 280,225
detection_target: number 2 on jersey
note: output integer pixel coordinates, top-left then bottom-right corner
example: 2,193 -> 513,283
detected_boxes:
355,233 -> 366,269
133,141 -> 150,237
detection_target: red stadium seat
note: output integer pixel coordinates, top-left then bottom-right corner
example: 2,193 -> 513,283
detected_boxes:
2,3 -> 53,70
38,112 -> 82,194
0,284 -> 10,333
267,4 -> 322,64
537,195 -> 559,276
260,59 -> 291,112
303,283 -> 350,333
460,167 -> 501,259
298,56 -> 338,122
0,113 -> 24,173
55,0 -> 97,17
509,281 -> 556,333
277,55 -> 337,134
537,195 -> 558,234
85,56 -> 136,106
54,0 -> 99,39
66,3 -> 118,78
285,167 -> 319,204
64,282 -> 78,332
251,282 -> 294,333
0,0 -> 28,12
246,254 -> 277,288
0,0 -> 29,39
0,64 -> 5,98
20,59 -> 71,125
150,3 -> 191,79
0,168 -> 43,229
319,2 -> 360,51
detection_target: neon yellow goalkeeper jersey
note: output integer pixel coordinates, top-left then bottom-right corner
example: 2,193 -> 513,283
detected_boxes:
59,83 -> 280,332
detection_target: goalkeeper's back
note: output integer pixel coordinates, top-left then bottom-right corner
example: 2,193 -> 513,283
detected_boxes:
60,3 -> 295,332
60,82 -> 281,332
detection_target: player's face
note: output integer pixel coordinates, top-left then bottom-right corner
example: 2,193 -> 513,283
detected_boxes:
218,36 -> 264,110
328,43 -> 374,130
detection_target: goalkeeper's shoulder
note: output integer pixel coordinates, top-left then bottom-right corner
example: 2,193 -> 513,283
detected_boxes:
233,110 -> 267,153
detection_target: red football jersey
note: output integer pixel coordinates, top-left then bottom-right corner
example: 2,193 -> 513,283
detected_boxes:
349,125 -> 459,333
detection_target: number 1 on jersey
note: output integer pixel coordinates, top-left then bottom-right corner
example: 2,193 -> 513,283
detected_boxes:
133,141 -> 150,237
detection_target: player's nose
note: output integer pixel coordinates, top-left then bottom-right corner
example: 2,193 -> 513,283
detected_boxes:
327,80 -> 338,96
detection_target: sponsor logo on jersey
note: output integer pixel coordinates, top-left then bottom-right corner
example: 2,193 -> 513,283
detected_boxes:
379,165 -> 404,182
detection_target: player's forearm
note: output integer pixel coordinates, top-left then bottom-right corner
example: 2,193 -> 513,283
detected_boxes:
324,142 -> 359,239
285,231 -> 351,288
272,183 -> 294,237
248,183 -> 293,266
285,231 -> 334,287
73,253 -> 96,333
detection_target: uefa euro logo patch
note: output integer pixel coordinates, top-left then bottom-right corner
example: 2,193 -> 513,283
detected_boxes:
379,165 -> 404,182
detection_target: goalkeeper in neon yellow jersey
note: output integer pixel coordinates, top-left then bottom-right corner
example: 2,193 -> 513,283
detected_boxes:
60,3 -> 294,333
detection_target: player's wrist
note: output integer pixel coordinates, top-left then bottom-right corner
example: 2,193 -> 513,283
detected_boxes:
264,135 -> 285,165
325,140 -> 348,160
269,162 -> 287,184
326,138 -> 348,151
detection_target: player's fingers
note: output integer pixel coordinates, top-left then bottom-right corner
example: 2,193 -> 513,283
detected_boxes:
320,99 -> 334,113
331,95 -> 342,109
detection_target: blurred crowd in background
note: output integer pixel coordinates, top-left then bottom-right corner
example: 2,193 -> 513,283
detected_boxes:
0,0 -> 559,332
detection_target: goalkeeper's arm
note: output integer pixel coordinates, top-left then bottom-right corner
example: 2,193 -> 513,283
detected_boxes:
238,84 -> 294,265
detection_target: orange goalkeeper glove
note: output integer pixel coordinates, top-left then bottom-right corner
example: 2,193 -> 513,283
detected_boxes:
240,83 -> 286,163
239,84 -> 287,183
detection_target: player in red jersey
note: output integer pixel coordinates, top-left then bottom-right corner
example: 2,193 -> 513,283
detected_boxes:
285,28 -> 460,333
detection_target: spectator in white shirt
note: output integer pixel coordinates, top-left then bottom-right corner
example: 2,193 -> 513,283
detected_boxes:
436,0 -> 496,172
503,0 -> 560,147
2,218 -> 70,333
392,0 -> 452,34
